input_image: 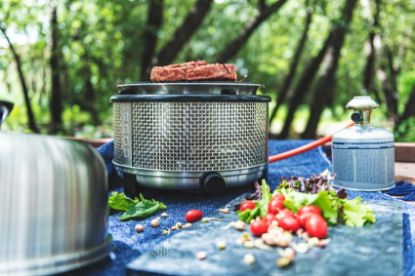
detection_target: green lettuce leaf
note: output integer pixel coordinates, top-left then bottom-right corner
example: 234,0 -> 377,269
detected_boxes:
281,189 -> 339,225
342,197 -> 376,227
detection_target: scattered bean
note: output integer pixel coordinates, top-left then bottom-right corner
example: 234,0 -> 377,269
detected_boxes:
276,256 -> 293,268
196,251 -> 207,260
182,223 -> 192,229
219,208 -> 230,214
134,224 -> 144,233
176,222 -> 183,229
161,229 -> 168,236
293,242 -> 309,254
278,248 -> 296,261
243,240 -> 255,249
160,212 -> 169,218
151,217 -> 160,228
216,241 -> 226,250
243,254 -> 256,266
234,221 -> 245,231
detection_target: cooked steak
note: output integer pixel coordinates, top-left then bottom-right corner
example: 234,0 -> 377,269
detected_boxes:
150,60 -> 237,82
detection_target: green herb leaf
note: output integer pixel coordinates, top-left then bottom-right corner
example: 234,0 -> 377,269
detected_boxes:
341,197 -> 376,227
119,200 -> 161,221
237,204 -> 261,224
259,179 -> 271,217
108,192 -> 138,211
109,192 -> 167,221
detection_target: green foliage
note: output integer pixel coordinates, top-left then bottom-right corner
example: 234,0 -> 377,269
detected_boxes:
0,0 -> 414,140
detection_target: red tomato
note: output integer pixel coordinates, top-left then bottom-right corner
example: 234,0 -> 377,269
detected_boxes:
240,200 -> 256,211
268,195 -> 285,214
250,218 -> 268,237
273,194 -> 285,201
185,209 -> 203,223
297,206 -> 322,217
276,209 -> 295,220
298,212 -> 314,227
264,213 -> 276,226
278,215 -> 301,232
305,214 -> 328,239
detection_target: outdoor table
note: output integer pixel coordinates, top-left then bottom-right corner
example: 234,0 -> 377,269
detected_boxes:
71,140 -> 415,275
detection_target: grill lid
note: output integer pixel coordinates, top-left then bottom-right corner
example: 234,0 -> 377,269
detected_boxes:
117,82 -> 263,95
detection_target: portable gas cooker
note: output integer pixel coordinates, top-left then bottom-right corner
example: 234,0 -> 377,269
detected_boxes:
111,82 -> 270,195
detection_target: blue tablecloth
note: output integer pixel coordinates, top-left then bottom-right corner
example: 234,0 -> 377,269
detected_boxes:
77,140 -> 415,275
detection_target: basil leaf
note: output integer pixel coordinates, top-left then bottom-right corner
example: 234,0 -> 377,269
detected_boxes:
108,192 -> 138,211
119,201 -> 161,221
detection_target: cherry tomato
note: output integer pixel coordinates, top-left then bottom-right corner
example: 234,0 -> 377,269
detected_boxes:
268,195 -> 285,214
185,209 -> 203,223
305,214 -> 328,239
264,213 -> 276,226
278,215 -> 301,232
240,200 -> 256,211
273,194 -> 285,201
298,212 -> 315,227
297,205 -> 322,217
249,218 -> 268,237
276,209 -> 295,220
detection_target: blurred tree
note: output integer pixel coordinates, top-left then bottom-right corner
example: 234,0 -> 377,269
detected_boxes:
217,0 -> 288,62
361,0 -> 381,104
302,0 -> 358,138
49,1 -> 63,133
0,24 -> 39,133
140,0 -> 164,80
269,0 -> 313,125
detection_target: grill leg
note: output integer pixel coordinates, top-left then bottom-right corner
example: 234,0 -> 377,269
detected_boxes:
123,173 -> 143,198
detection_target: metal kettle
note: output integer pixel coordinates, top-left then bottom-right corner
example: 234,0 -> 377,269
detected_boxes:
332,96 -> 395,191
0,101 -> 111,275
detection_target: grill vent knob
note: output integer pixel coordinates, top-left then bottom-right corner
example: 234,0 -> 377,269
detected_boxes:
200,172 -> 225,194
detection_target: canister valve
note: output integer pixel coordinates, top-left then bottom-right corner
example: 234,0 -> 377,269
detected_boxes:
351,112 -> 362,123
346,96 -> 379,126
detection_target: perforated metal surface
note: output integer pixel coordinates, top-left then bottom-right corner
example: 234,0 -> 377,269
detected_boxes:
113,101 -> 268,172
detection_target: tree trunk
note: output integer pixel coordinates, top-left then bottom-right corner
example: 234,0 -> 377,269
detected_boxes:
379,46 -> 399,123
278,31 -> 333,139
362,0 -> 382,103
217,0 -> 288,63
0,25 -> 39,133
301,0 -> 358,139
156,0 -> 213,65
269,5 -> 313,125
49,3 -> 63,133
140,0 -> 164,80
397,85 -> 415,125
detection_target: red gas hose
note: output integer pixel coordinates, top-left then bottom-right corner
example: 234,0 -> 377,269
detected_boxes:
268,122 -> 355,163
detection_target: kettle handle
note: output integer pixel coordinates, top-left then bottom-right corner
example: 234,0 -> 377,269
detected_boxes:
0,100 -> 14,126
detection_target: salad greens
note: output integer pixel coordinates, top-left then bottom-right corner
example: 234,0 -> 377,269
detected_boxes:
108,192 -> 138,211
238,180 -> 271,222
238,175 -> 376,228
108,192 -> 167,221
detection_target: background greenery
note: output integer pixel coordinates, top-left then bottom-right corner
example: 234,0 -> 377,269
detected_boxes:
0,0 -> 414,141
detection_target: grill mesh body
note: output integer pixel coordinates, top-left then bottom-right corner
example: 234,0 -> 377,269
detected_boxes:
113,101 -> 268,172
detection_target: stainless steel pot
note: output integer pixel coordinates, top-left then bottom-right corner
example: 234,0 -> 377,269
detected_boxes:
0,102 -> 110,275
111,82 -> 270,195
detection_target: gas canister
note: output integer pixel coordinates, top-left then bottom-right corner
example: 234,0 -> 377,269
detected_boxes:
332,96 -> 395,191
